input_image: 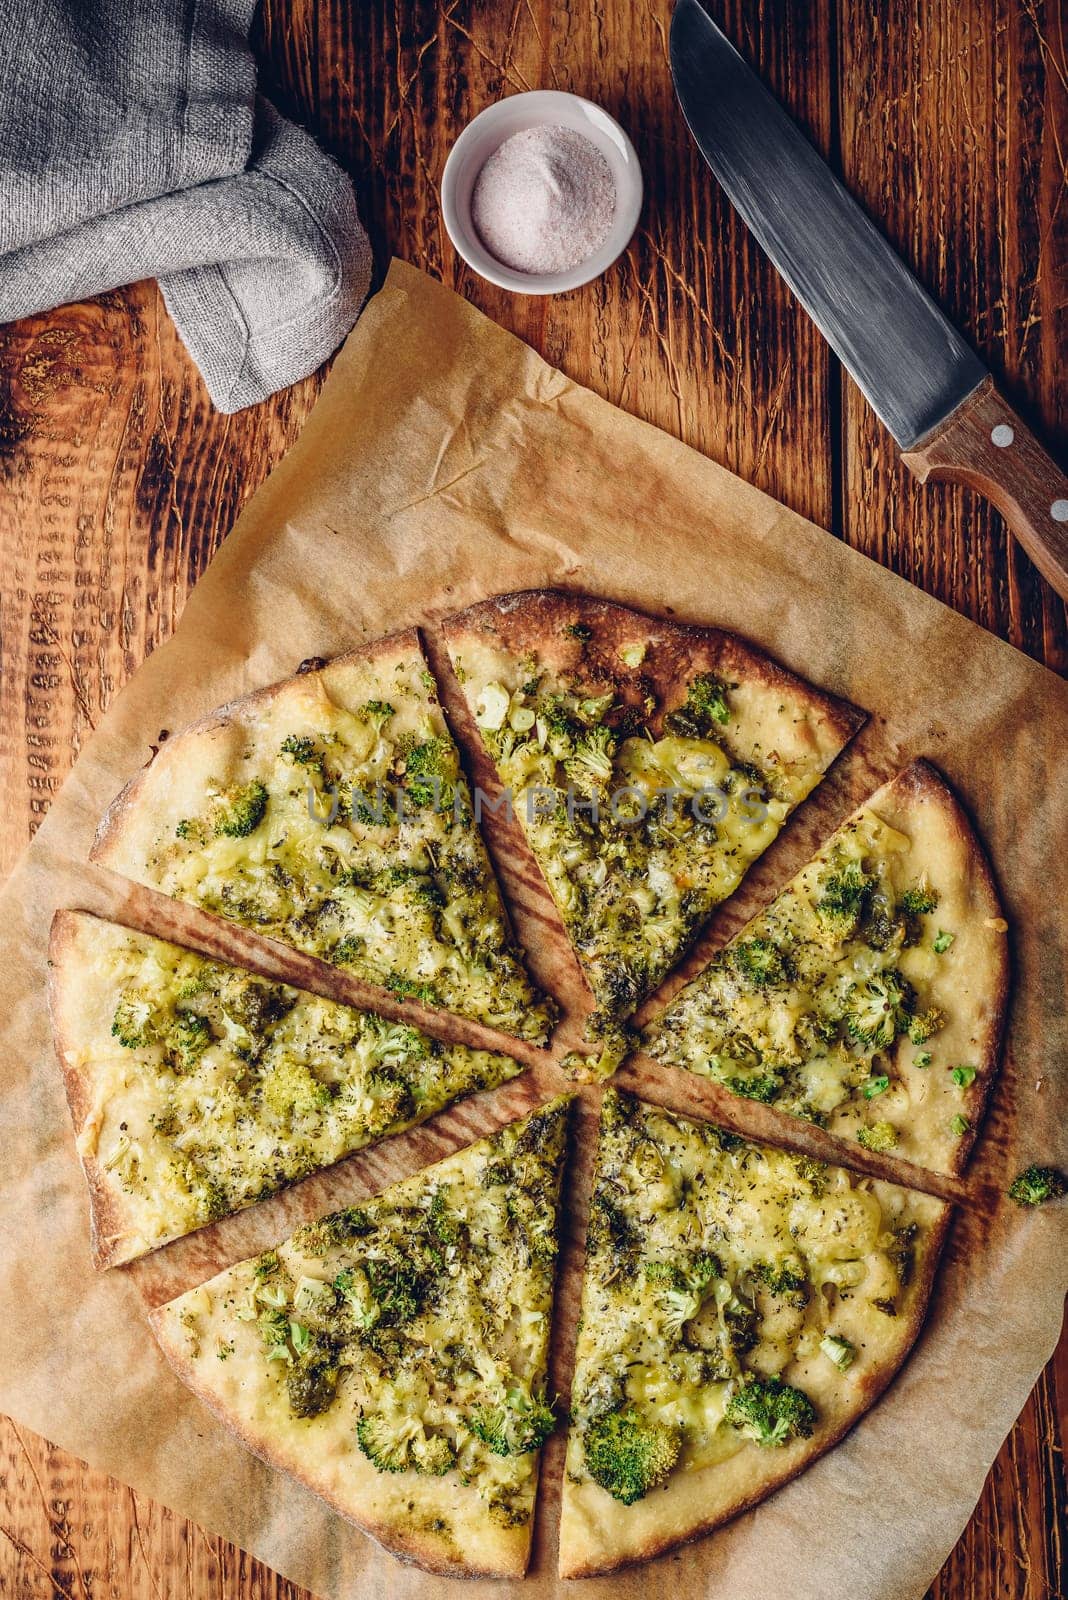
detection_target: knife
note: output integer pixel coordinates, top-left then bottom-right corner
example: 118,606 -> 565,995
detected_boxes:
670,0 -> 1068,601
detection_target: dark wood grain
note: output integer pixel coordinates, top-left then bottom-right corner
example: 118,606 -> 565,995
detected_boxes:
0,1 -> 1065,1597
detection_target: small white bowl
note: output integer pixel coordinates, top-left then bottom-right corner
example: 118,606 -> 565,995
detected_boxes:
441,90 -> 643,295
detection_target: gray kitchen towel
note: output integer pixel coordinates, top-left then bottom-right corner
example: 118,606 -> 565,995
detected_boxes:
0,0 -> 371,411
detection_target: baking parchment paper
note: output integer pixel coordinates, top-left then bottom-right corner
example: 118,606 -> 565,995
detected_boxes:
0,258 -> 1065,1600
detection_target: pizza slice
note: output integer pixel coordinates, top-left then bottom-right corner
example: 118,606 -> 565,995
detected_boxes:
151,1098 -> 571,1578
49,911 -> 525,1267
645,761 -> 1007,1174
443,592 -> 862,1073
90,633 -> 556,1044
558,1089 -> 948,1577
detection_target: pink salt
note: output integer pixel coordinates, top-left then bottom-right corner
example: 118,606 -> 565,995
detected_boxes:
471,124 -> 616,276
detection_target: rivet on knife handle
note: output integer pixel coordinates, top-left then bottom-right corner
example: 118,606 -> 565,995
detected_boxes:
901,377 -> 1068,601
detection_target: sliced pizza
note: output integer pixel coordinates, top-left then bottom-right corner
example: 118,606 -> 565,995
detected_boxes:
558,1088 -> 948,1578
90,633 -> 556,1044
443,592 -> 861,1071
645,761 -> 1007,1174
151,1098 -> 571,1578
49,911 -> 524,1267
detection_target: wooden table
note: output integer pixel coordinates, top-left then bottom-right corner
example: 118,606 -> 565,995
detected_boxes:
1,1 -> 1064,1595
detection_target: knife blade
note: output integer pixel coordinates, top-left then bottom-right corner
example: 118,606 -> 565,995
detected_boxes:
670,0 -> 1068,599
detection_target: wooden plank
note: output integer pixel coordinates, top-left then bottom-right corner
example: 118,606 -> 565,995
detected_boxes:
835,4 -> 1068,1593
0,1 -> 1063,1597
837,0 -> 1068,672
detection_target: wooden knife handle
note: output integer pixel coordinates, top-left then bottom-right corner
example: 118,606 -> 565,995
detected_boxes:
901,375 -> 1068,600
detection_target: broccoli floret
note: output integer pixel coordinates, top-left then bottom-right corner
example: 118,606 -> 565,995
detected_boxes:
287,1360 -> 339,1418
279,734 -> 322,769
175,817 -> 207,843
900,885 -> 939,915
753,1257 -> 809,1305
563,725 -> 618,795
1008,1165 -> 1067,1207
428,1189 -> 461,1247
363,1257 -> 423,1326
646,1252 -> 720,1335
111,994 -> 155,1050
262,1056 -> 331,1118
384,973 -> 439,1005
857,1120 -> 899,1153
724,1377 -> 816,1447
844,970 -> 914,1048
725,1071 -> 783,1104
363,700 -> 395,722
731,937 -> 793,988
586,1191 -> 639,1279
583,1407 -> 680,1503
364,1064 -> 415,1126
908,1006 -> 945,1045
814,860 -> 873,942
355,1415 -> 452,1475
164,1011 -> 212,1069
211,778 -> 269,838
469,1394 -> 556,1456
820,1334 -> 855,1371
665,672 -> 730,738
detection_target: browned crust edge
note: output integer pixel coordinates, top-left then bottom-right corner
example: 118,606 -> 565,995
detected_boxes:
441,589 -> 866,751
47,910 -> 140,1270
861,758 -> 1009,1177
559,1185 -> 954,1578
90,627 -> 423,867
146,1303 -> 533,1580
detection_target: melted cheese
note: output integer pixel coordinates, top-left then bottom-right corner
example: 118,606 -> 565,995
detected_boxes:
62,920 -> 523,1261
113,652 -> 554,1044
567,1091 -> 942,1489
154,1102 -> 570,1567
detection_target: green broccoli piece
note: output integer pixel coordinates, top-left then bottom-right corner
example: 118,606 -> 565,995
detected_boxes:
384,973 -> 439,1006
355,1415 -> 452,1475
262,1056 -> 331,1118
428,1189 -> 461,1247
402,738 -> 454,810
664,672 -> 730,737
725,1071 -> 783,1104
287,1360 -> 339,1418
164,1011 -> 212,1069
857,1120 -> 899,1153
583,1407 -> 680,1503
175,817 -> 207,843
814,859 -> 874,941
724,1376 -> 816,1447
363,700 -> 395,722
648,1252 -> 720,1335
211,778 -> 268,838
753,1257 -> 809,1305
844,971 -> 914,1049
900,885 -> 939,915
563,725 -> 618,794
1007,1165 -> 1067,1207
731,937 -> 793,988
933,929 -> 955,953
469,1394 -> 556,1456
819,1334 -> 856,1371
111,994 -> 155,1050
908,1007 -> 945,1044
364,1257 -> 423,1327
279,734 -> 322,768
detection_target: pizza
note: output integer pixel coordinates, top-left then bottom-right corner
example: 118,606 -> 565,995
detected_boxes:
49,911 -> 523,1266
442,592 -> 862,1072
150,1098 -> 571,1579
46,595 -> 1015,1579
644,762 -> 1008,1174
558,1088 -> 949,1577
89,633 -> 556,1044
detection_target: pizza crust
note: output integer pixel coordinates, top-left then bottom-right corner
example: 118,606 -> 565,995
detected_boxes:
442,589 -> 863,780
